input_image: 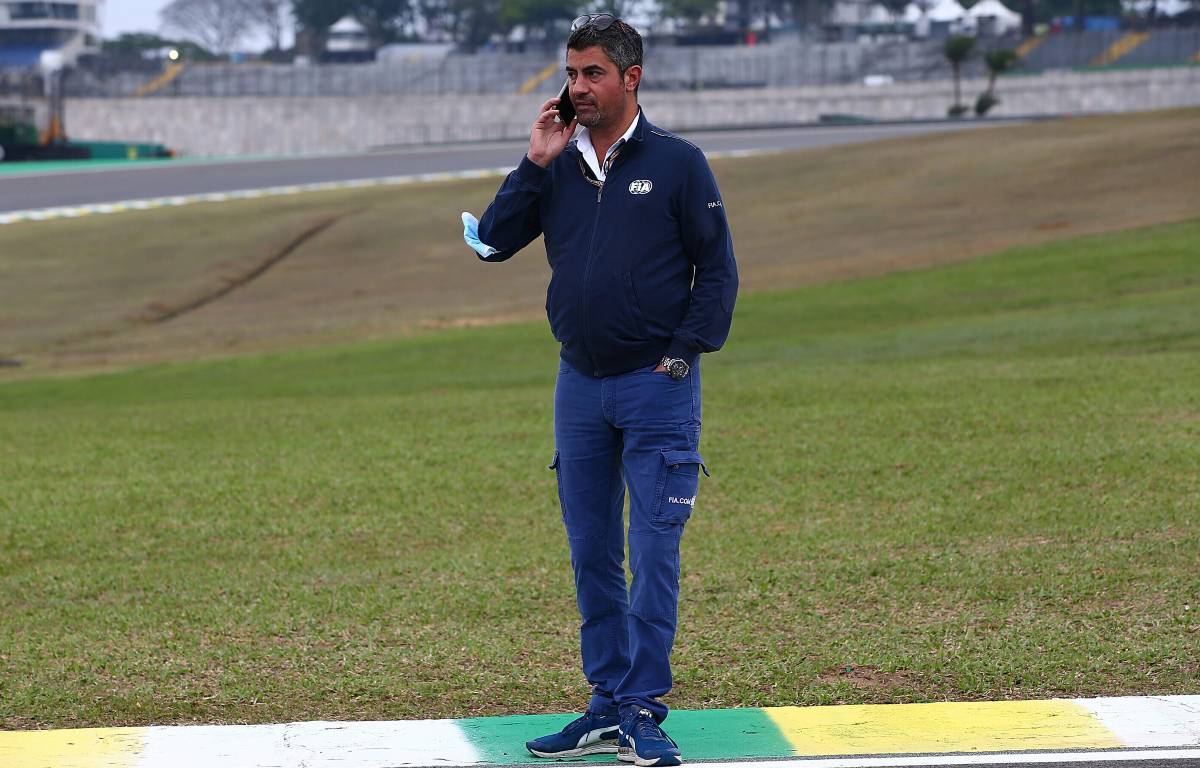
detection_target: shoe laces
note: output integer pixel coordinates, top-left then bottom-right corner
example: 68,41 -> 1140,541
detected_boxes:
631,709 -> 666,741
566,710 -> 607,733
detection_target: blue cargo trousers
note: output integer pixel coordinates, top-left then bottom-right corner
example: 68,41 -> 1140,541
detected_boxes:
550,358 -> 708,724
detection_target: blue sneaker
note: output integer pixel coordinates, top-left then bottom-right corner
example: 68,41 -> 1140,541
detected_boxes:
618,709 -> 682,767
526,710 -> 620,758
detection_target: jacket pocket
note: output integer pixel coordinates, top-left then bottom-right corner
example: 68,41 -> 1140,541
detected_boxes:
549,451 -> 566,519
546,274 -> 569,343
623,271 -> 650,340
651,449 -> 709,524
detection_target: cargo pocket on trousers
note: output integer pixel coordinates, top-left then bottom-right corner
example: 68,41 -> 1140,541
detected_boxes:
549,451 -> 566,519
651,449 -> 710,524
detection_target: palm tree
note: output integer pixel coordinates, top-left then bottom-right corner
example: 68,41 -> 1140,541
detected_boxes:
984,49 -> 1018,96
976,48 -> 1018,115
943,35 -> 976,117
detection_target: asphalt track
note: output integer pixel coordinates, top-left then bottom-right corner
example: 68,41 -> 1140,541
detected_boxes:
0,121 -> 1013,214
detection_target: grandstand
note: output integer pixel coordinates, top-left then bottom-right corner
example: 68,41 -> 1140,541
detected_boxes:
0,0 -> 103,69
1020,29 -> 1129,70
1113,26 -> 1200,67
1016,27 -> 1200,70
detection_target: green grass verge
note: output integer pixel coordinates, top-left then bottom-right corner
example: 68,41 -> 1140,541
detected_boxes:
1,219 -> 1198,729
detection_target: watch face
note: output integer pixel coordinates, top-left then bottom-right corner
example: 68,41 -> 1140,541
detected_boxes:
667,359 -> 689,380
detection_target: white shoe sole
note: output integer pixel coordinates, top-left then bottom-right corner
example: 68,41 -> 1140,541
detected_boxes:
529,741 -> 618,758
618,747 -> 683,766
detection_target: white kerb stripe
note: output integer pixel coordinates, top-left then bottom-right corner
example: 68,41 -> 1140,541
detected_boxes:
137,718 -> 480,768
1074,695 -> 1200,748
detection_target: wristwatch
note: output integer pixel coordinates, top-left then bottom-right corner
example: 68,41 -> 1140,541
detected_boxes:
660,356 -> 690,381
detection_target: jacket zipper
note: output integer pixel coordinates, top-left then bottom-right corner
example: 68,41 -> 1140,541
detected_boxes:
580,181 -> 604,374
578,144 -> 624,376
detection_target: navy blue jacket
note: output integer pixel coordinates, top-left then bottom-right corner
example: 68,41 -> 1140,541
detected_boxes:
478,113 -> 738,378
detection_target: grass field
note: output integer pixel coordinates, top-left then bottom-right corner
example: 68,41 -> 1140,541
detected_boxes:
1,108 -> 1197,373
2,212 -> 1198,729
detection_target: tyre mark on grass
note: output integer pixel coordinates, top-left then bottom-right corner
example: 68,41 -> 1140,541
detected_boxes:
140,209 -> 362,325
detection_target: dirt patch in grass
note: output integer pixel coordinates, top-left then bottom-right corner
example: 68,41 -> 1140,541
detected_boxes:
141,210 -> 360,325
817,664 -> 921,690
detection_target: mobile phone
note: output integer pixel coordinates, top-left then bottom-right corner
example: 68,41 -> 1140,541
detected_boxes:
555,79 -> 576,125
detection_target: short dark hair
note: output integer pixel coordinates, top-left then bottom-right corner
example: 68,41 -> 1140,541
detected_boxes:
567,19 -> 644,79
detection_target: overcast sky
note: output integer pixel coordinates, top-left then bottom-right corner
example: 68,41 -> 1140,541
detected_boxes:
101,0 -> 672,49
103,0 -> 284,48
104,0 -> 171,37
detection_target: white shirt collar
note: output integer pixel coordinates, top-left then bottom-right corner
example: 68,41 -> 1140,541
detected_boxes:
576,109 -> 640,183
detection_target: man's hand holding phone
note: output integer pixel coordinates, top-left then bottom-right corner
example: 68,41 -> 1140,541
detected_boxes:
527,89 -> 577,169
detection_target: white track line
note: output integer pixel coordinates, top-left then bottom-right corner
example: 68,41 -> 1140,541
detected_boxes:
686,749 -> 1200,767
138,719 -> 480,768
0,150 -> 773,227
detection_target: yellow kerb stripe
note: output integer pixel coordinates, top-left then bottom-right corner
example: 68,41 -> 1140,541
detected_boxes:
764,700 -> 1122,756
519,61 -> 561,94
0,727 -> 147,768
1014,35 -> 1046,59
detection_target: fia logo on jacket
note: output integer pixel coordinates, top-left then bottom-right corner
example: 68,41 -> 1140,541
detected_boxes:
628,180 -> 653,195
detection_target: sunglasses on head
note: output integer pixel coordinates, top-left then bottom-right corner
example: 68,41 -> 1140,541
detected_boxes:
571,13 -> 618,32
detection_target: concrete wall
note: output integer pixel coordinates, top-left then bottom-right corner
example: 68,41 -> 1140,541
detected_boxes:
57,66 -> 1200,157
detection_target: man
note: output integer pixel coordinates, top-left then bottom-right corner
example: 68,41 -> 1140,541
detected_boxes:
464,15 -> 737,768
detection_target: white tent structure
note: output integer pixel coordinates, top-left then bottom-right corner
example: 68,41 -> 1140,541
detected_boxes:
927,0 -> 968,22
1123,0 -> 1192,15
327,17 -> 369,52
906,0 -> 967,35
864,3 -> 901,24
964,0 -> 1022,35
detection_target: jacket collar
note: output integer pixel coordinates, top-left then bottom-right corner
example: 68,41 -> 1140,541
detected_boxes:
568,107 -> 651,156
630,108 -> 650,142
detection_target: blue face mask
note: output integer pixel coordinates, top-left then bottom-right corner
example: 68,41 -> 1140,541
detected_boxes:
461,212 -> 499,259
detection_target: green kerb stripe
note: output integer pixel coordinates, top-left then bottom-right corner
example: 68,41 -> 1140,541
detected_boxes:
458,708 -> 793,764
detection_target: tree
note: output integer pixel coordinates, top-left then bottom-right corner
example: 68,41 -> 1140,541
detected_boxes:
734,0 -> 756,35
416,0 -> 501,50
102,32 -> 217,60
878,0 -> 908,21
160,0 -> 254,54
586,0 -> 635,15
975,48 -> 1016,115
769,0 -> 834,37
414,0 -> 453,39
942,34 -> 975,117
498,0 -> 579,39
657,0 -> 720,25
457,0 -> 503,49
1035,0 -> 1119,23
354,0 -> 413,45
293,0 -> 354,54
1020,0 -> 1035,37
247,0 -> 288,51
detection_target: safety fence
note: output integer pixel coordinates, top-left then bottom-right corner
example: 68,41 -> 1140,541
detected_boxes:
58,40 -> 1000,98
1,27 -> 1198,100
